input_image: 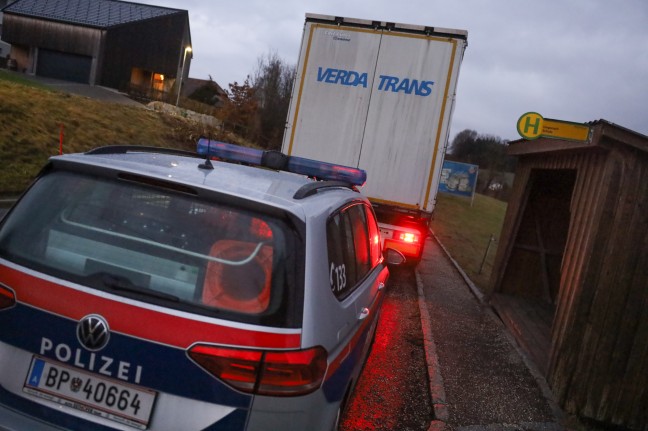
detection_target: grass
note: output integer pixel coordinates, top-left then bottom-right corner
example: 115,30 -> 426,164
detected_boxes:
0,70 -> 51,89
0,70 -> 243,194
430,192 -> 508,293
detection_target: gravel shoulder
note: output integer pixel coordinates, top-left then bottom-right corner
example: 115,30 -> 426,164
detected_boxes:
418,237 -> 563,430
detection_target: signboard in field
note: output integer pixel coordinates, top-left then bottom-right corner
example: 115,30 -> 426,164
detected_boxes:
439,160 -> 479,200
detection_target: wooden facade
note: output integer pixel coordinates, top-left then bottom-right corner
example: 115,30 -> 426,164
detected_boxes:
1,0 -> 190,95
489,120 -> 648,430
2,15 -> 101,55
100,12 -> 189,91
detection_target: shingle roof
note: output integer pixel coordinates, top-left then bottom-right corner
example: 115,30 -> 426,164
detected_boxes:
2,0 -> 184,28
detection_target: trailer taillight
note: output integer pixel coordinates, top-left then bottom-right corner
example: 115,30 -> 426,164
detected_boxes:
188,344 -> 328,396
0,286 -> 15,310
399,232 -> 420,243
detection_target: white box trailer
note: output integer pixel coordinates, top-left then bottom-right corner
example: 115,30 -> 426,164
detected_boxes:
282,13 -> 467,263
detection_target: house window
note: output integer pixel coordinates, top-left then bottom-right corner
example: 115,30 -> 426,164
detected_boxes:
153,73 -> 165,92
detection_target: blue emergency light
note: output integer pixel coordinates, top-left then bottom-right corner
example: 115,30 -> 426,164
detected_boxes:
197,138 -> 367,187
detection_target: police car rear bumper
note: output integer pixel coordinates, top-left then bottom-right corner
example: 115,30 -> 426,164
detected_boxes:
0,402 -> 64,431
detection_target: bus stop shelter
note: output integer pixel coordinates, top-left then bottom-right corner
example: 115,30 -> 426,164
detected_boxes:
488,120 -> 648,430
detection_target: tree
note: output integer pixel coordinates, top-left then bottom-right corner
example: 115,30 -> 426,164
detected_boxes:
448,129 -> 514,172
250,52 -> 296,149
219,77 -> 258,139
448,129 -> 479,160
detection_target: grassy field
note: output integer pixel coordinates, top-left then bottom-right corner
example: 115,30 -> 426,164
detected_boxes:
430,192 -> 508,293
0,70 -> 240,194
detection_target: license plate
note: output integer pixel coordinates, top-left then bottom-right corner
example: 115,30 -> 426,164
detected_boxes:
24,356 -> 157,429
379,227 -> 393,239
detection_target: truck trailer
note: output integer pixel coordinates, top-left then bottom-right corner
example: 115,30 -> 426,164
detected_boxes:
282,13 -> 468,263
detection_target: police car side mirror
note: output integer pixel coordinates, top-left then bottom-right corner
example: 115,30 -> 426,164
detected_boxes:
384,248 -> 406,266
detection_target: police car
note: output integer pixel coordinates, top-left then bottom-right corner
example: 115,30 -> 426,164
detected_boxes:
0,140 -> 402,430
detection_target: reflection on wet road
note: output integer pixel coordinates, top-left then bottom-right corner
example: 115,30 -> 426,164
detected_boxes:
341,267 -> 432,431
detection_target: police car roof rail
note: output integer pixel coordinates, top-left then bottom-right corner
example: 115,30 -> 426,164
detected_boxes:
293,181 -> 359,200
85,145 -> 199,158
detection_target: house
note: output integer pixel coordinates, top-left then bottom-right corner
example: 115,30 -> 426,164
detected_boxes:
0,0 -> 191,100
183,77 -> 228,107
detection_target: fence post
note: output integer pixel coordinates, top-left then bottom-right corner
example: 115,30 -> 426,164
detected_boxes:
59,124 -> 64,155
478,234 -> 496,275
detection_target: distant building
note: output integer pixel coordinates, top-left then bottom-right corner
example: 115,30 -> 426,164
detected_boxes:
0,0 -> 17,63
183,77 -> 228,107
0,0 -> 191,100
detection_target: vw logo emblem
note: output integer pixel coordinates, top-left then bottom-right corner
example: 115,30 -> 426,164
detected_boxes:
77,314 -> 110,351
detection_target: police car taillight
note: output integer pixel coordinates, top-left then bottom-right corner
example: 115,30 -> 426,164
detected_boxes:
0,286 -> 15,309
197,138 -> 366,186
188,344 -> 328,396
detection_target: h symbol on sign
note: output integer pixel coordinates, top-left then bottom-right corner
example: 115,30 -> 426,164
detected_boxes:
524,116 -> 541,135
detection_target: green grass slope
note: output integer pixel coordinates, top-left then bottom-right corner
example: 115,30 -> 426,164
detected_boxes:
430,192 -> 508,292
0,71 -> 229,193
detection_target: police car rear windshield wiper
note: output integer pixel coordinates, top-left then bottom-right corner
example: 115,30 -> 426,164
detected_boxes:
100,273 -> 180,303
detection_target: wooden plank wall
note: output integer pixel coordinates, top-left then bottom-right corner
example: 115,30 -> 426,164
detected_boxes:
2,14 -> 101,56
549,144 -> 648,429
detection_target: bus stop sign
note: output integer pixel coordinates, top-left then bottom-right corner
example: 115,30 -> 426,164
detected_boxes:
517,112 -> 591,142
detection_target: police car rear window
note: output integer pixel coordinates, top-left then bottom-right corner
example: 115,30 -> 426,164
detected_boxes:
0,171 -> 300,327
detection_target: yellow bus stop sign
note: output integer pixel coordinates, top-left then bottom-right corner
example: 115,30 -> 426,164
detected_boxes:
517,112 -> 544,139
517,112 -> 591,142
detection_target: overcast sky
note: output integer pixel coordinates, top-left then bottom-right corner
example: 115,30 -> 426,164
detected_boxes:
140,0 -> 648,142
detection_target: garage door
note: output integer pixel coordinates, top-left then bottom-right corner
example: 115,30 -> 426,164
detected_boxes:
37,49 -> 92,83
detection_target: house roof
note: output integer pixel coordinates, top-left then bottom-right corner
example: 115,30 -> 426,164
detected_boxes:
2,0 -> 185,28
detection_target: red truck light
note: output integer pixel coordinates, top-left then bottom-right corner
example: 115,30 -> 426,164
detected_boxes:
398,232 -> 420,243
188,344 -> 328,396
384,229 -> 424,260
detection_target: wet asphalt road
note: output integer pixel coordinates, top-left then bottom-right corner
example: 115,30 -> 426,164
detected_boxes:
340,266 -> 432,431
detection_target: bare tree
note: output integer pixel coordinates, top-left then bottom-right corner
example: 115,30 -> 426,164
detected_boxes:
250,52 -> 296,149
219,77 -> 258,139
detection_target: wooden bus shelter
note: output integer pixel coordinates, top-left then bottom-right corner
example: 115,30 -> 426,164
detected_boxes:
488,120 -> 648,430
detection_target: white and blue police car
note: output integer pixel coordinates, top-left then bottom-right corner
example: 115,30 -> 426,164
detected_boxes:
0,140 -> 402,430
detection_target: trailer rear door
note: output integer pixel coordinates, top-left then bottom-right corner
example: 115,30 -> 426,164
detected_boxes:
283,15 -> 466,214
359,32 -> 461,211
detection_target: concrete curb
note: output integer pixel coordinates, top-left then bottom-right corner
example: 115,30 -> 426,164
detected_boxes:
415,270 -> 449,430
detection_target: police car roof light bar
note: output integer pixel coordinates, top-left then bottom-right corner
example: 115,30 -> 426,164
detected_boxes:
197,138 -> 366,186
